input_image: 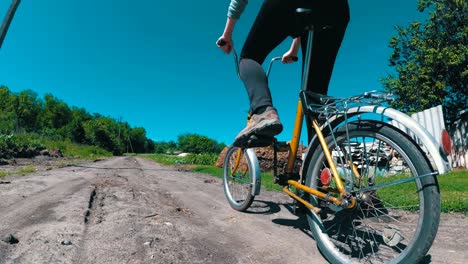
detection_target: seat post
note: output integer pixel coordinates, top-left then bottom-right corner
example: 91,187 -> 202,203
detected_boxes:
295,7 -> 325,142
296,7 -> 316,92
300,28 -> 315,92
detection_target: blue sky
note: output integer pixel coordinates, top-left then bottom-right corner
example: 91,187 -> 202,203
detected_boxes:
0,0 -> 426,145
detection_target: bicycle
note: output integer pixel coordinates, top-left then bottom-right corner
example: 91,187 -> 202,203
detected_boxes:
219,8 -> 450,264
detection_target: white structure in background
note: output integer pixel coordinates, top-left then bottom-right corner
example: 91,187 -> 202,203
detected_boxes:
449,111 -> 467,168
412,105 -> 446,148
391,105 -> 467,169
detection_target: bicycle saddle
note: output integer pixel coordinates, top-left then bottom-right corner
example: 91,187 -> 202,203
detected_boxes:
296,8 -> 332,31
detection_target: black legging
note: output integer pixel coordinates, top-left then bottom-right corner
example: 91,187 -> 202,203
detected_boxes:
239,0 -> 350,114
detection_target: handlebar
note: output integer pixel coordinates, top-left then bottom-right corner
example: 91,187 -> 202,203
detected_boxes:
217,39 -> 298,78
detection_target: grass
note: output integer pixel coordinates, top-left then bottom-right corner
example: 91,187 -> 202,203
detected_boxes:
144,153 -> 468,214
0,166 -> 36,178
43,139 -> 112,159
141,154 -> 184,165
438,170 -> 468,213
190,165 -> 283,191
0,133 -> 112,160
377,170 -> 468,213
142,153 -> 218,166
190,165 -> 223,178
0,139 -> 111,180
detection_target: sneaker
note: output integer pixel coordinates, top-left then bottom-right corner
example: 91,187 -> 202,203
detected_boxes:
233,108 -> 283,147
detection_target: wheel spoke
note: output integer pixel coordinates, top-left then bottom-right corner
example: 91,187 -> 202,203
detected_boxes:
306,122 -> 439,263
223,147 -> 255,211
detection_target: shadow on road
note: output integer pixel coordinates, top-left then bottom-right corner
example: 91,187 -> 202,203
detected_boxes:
418,254 -> 432,264
271,203 -> 315,240
244,200 -> 281,215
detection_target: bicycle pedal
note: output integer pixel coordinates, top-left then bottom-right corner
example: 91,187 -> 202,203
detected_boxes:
292,200 -> 307,216
244,134 -> 274,148
274,141 -> 290,152
274,174 -> 288,186
287,173 -> 300,181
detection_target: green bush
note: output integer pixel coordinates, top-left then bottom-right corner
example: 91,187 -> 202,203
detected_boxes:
184,153 -> 218,165
177,133 -> 225,154
144,153 -> 218,166
0,134 -> 44,151
43,139 -> 112,159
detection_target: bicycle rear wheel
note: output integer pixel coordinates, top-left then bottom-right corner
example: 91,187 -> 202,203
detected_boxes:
305,120 -> 440,264
223,146 -> 255,211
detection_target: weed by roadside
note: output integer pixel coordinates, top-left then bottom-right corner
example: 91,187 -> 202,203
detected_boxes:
42,139 -> 112,159
142,153 -> 218,166
0,166 -> 36,178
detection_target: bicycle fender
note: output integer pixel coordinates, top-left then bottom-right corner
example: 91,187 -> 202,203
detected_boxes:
347,106 -> 450,174
301,106 -> 451,176
245,148 -> 262,195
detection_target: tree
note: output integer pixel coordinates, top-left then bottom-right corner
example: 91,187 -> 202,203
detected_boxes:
40,94 -> 72,129
144,139 -> 155,153
382,0 -> 467,124
0,86 -> 158,155
83,117 -> 124,155
0,110 -> 16,133
15,90 -> 41,131
153,140 -> 177,154
177,133 -> 225,154
0,86 -> 15,112
0,87 -> 17,132
65,107 -> 92,143
129,127 -> 147,153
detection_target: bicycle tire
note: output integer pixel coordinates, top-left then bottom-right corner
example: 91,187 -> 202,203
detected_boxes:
223,146 -> 255,211
305,120 -> 440,264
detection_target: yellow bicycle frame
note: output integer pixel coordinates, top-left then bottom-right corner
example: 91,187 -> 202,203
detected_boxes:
281,99 -> 356,213
231,99 -> 356,214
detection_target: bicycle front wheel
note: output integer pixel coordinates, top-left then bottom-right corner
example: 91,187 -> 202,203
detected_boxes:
223,146 -> 255,211
305,120 -> 440,264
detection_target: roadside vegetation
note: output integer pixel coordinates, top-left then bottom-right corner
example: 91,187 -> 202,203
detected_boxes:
144,153 -> 218,166
143,133 -> 225,165
0,166 -> 36,178
197,164 -> 466,213
0,87 -> 154,156
42,139 -> 112,159
147,152 -> 468,214
0,133 -> 112,160
378,170 -> 468,213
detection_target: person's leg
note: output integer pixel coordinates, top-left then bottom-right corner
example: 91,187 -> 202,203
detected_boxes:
238,59 -> 272,114
233,0 -> 299,147
301,0 -> 350,95
298,0 -> 349,142
239,0 -> 297,114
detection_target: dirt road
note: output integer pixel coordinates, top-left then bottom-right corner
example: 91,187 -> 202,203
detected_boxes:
0,157 -> 466,264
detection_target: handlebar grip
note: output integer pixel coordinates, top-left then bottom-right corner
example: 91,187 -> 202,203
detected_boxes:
292,56 -> 299,62
217,39 -> 227,46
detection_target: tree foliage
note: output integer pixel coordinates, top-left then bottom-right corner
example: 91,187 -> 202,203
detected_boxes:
0,86 -> 154,154
0,86 -> 224,156
83,117 -> 124,155
177,133 -> 225,154
382,0 -> 467,124
153,140 -> 177,154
